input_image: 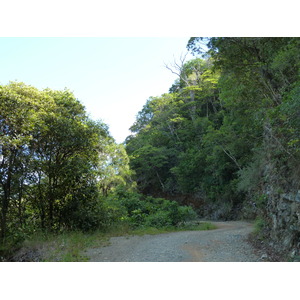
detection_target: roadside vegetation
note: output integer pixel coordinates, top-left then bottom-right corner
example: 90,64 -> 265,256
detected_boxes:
2,37 -> 300,261
0,82 -> 206,261
8,221 -> 216,262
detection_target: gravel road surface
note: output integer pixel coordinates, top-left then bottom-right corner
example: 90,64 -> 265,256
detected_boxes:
85,221 -> 261,262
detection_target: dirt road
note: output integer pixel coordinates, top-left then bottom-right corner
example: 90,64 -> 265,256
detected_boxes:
85,221 -> 262,262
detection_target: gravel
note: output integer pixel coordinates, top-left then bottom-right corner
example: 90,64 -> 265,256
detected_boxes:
85,221 -> 262,262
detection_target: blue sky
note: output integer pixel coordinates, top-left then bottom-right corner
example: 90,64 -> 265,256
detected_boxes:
0,37 -> 194,143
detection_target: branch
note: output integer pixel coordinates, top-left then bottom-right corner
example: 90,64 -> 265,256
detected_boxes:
264,125 -> 296,159
220,145 -> 242,171
155,170 -> 165,191
164,52 -> 190,86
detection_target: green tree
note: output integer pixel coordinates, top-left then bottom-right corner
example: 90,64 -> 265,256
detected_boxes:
0,82 -> 115,238
126,57 -> 221,201
29,89 -> 109,230
0,82 -> 54,238
98,137 -> 135,196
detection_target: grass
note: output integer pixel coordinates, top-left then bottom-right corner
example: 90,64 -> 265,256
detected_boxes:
13,221 -> 217,262
16,230 -> 110,262
131,222 -> 217,235
252,217 -> 266,238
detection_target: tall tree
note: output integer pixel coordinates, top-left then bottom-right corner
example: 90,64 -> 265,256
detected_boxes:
0,82 -> 115,237
0,82 -> 55,238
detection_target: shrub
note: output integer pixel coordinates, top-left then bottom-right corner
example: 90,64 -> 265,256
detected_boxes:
177,206 -> 198,222
128,209 -> 147,227
103,189 -> 198,229
144,210 -> 172,227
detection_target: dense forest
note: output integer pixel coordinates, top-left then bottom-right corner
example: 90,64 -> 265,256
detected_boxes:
126,37 -> 300,258
1,37 -> 300,260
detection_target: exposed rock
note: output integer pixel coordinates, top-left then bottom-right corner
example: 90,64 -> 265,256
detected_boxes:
263,188 -> 300,260
260,253 -> 268,261
295,191 -> 300,202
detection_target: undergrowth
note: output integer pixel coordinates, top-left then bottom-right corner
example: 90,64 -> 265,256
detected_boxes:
7,221 -> 216,262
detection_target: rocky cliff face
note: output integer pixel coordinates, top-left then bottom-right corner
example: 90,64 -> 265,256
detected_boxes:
254,121 -> 300,260
265,189 -> 300,258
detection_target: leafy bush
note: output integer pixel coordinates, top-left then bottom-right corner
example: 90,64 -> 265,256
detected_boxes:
144,210 -> 172,227
128,209 -> 147,227
177,206 -> 198,222
103,188 -> 198,229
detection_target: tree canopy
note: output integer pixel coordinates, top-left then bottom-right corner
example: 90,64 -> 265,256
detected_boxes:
126,38 -> 300,226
